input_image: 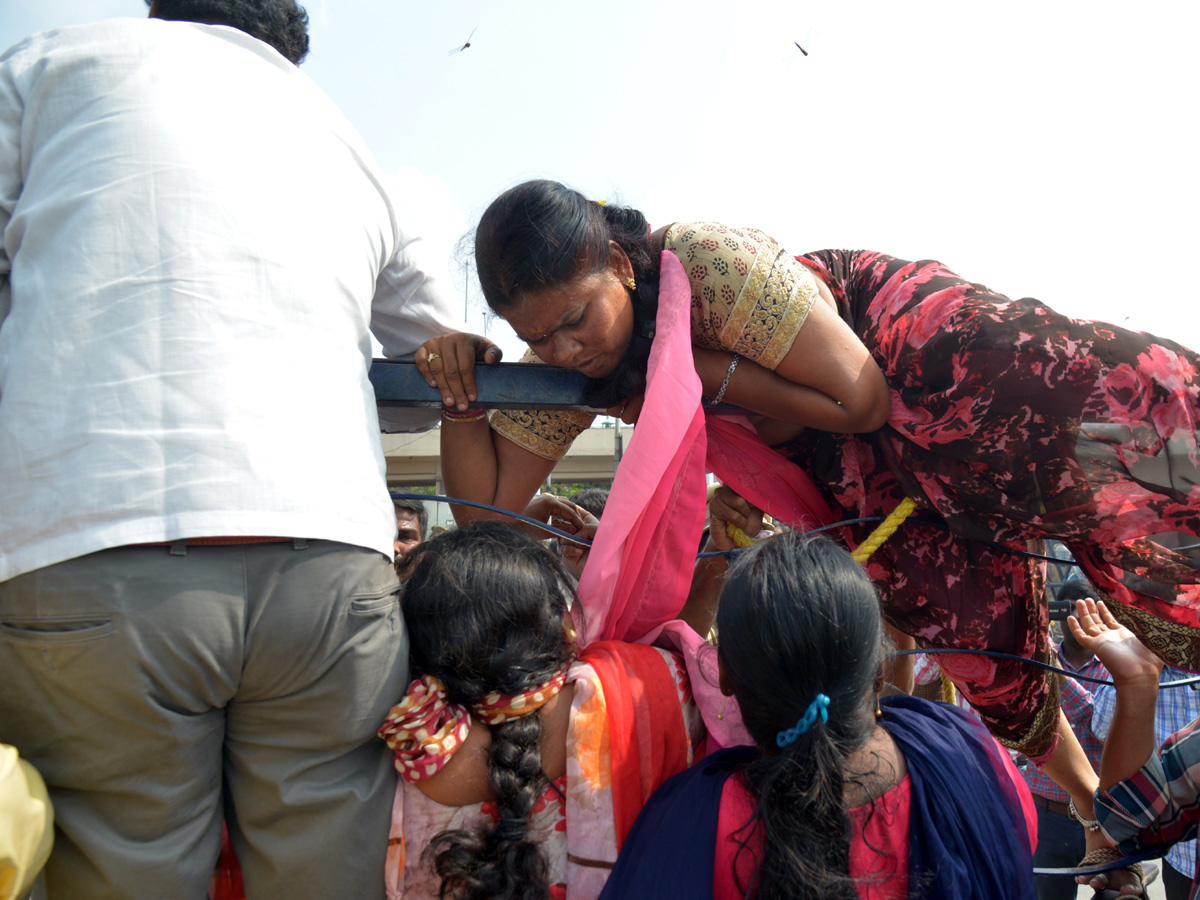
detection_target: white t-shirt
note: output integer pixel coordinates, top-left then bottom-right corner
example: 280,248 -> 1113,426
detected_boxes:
0,18 -> 459,581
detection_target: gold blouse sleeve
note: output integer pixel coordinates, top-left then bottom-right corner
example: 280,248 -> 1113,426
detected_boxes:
663,222 -> 819,371
488,349 -> 597,461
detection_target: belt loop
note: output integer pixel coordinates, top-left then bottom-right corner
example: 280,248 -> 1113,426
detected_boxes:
292,538 -> 309,551
169,539 -> 188,557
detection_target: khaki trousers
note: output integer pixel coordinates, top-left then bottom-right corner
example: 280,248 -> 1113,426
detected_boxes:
0,540 -> 407,900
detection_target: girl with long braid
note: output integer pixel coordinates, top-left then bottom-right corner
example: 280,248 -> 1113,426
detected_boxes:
377,523 -> 703,900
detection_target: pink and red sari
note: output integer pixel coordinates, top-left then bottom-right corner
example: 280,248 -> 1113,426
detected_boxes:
586,247 -> 1199,759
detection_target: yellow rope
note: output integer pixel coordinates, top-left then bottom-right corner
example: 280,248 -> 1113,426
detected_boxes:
725,521 -> 757,547
720,493 -> 917,559
940,675 -> 958,705
850,497 -> 917,565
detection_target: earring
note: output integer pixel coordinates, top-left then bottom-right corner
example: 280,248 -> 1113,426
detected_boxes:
717,696 -> 728,720
875,697 -> 883,721
623,276 -> 637,291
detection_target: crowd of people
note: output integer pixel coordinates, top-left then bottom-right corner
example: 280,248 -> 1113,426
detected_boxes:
2,1 -> 1199,899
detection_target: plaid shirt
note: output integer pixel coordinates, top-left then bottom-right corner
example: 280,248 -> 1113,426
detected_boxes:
1022,646 -> 1108,804
1095,714 -> 1200,900
1093,666 -> 1200,879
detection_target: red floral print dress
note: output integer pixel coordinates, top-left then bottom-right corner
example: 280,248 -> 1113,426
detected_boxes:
784,250 -> 1200,756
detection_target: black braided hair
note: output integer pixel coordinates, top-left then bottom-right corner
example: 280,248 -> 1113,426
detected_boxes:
474,180 -> 660,408
716,533 -> 891,900
402,522 -> 577,900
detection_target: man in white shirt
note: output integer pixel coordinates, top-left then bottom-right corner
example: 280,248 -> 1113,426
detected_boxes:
0,2 -> 458,897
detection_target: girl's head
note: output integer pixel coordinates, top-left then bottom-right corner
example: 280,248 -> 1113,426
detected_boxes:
474,180 -> 659,406
402,522 -> 577,900
717,532 -> 884,752
403,520 -> 575,699
716,533 -> 888,900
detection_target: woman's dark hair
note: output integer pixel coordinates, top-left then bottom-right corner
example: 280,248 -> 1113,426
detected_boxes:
716,533 -> 887,900
402,522 -> 577,900
148,0 -> 311,64
474,180 -> 660,407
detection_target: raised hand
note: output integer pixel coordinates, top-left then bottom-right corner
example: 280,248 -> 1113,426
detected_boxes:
1067,597 -> 1163,686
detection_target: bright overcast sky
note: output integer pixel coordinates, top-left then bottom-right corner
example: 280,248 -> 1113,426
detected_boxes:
5,1 -> 1198,359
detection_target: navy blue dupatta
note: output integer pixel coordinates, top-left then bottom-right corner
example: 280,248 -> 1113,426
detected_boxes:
599,695 -> 1035,900
882,694 -> 1035,900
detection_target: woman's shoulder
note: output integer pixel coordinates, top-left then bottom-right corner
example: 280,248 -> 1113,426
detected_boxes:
662,221 -> 781,262
662,222 -> 822,370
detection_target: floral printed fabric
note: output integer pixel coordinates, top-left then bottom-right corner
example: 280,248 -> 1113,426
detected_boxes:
385,648 -> 701,900
663,222 -> 817,371
782,249 -> 1200,756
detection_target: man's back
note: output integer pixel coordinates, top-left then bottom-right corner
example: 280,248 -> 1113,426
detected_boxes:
0,12 -> 446,898
0,18 -> 446,580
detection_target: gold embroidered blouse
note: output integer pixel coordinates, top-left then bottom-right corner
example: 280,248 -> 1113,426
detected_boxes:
490,223 -> 818,460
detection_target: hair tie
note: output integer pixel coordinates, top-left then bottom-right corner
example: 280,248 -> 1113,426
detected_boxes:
379,674 -> 470,782
379,666 -> 571,783
471,666 -> 569,726
776,693 -> 831,748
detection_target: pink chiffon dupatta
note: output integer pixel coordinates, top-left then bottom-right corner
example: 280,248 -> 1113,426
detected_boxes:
576,252 -> 707,645
705,415 -> 839,533
577,252 -> 752,748
574,250 -> 837,749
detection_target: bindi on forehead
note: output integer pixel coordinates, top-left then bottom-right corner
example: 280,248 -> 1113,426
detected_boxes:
511,297 -> 583,342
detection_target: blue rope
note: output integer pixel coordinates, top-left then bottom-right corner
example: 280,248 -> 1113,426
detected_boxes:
391,494 -> 964,559
895,647 -> 1200,690
397,493 -> 1200,692
394,492 -> 1200,571
390,492 -> 593,545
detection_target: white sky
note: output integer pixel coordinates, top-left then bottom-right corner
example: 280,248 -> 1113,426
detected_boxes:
4,1 -> 1199,360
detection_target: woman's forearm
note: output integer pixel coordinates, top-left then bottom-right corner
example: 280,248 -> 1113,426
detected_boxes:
439,416 -> 556,527
1041,712 -> 1100,817
703,352 -> 888,433
1097,675 -> 1162,791
678,554 -> 727,638
439,416 -> 502,526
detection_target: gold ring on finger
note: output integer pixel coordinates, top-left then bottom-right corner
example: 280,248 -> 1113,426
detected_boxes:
427,352 -> 441,362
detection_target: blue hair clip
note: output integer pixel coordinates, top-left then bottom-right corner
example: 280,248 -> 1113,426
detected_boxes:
775,693 -> 831,748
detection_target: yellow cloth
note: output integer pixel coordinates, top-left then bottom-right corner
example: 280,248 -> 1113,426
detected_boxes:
0,745 -> 53,900
491,223 -> 816,460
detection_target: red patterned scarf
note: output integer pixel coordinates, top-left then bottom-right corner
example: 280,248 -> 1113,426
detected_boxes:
379,666 -> 570,782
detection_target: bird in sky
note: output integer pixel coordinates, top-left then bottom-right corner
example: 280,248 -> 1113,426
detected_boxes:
449,28 -> 477,54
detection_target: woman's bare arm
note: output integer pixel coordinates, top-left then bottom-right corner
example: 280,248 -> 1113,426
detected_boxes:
694,296 -> 890,433
439,416 -> 558,528
1068,598 -> 1164,790
416,331 -> 561,527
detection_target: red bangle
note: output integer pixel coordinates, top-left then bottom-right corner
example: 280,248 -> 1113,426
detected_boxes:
441,408 -> 486,422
